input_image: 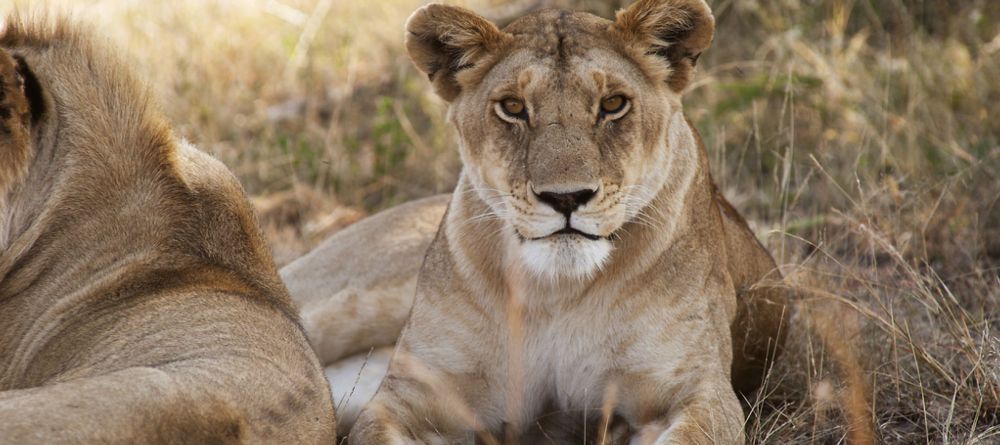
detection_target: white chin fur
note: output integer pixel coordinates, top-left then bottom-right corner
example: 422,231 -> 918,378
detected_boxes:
519,236 -> 612,281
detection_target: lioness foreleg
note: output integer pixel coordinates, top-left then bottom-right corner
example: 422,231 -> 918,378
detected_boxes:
349,371 -> 483,445
624,376 -> 744,445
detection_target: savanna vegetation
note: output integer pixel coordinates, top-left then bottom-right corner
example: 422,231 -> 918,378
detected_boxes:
10,0 -> 999,443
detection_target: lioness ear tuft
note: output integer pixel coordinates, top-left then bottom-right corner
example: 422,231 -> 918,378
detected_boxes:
0,49 -> 36,197
614,0 -> 714,92
405,3 -> 511,102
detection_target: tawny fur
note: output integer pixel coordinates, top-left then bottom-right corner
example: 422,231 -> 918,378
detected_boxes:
281,196 -> 446,435
285,1 -> 788,443
0,16 -> 335,443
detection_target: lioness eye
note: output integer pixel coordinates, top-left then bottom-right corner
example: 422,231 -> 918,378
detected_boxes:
500,98 -> 527,119
600,95 -> 626,115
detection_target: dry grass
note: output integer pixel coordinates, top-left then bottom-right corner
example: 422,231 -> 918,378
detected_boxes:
9,0 -> 999,443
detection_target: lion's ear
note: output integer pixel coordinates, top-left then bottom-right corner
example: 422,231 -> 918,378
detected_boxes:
613,0 -> 714,92
405,3 -> 511,102
0,49 -> 39,196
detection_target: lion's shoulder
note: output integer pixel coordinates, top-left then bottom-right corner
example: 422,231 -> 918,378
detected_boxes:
0,14 -> 297,321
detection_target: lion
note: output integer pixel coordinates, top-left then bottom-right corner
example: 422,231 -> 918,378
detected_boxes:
283,0 -> 788,442
0,17 -> 336,443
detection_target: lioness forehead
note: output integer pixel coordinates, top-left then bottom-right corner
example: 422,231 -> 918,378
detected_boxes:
502,9 -> 620,62
478,8 -> 658,96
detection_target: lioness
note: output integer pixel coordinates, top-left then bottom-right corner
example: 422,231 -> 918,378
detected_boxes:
284,0 -> 788,443
0,17 -> 335,443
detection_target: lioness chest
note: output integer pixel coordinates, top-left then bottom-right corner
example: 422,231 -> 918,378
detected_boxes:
518,304 -> 620,416
414,271 -> 731,434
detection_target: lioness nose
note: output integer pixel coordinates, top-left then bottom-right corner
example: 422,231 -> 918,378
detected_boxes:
535,189 -> 596,216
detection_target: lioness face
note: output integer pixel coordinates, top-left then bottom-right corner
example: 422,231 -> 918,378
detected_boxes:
453,30 -> 676,280
407,1 -> 714,280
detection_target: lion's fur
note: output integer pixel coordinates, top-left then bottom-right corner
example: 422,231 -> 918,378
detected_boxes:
286,1 -> 788,443
0,16 -> 335,443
